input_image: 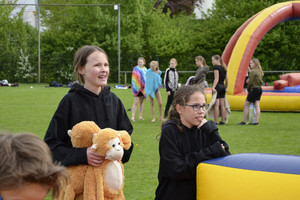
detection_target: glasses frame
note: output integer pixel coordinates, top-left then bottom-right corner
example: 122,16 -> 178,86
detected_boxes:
185,103 -> 207,111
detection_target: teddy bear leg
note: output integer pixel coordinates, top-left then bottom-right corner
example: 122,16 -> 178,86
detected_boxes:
64,186 -> 76,200
74,194 -> 83,200
94,167 -> 105,200
83,167 -> 97,200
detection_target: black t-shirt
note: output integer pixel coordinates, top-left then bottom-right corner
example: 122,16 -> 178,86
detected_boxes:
213,65 -> 226,84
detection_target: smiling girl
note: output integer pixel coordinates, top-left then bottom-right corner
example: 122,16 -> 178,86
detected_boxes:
44,45 -> 133,167
155,85 -> 230,200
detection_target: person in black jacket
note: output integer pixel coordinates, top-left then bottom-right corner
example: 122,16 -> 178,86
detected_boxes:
44,45 -> 133,167
155,85 -> 230,200
163,58 -> 179,118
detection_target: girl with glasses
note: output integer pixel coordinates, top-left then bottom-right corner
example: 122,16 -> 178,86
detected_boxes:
155,85 -> 230,200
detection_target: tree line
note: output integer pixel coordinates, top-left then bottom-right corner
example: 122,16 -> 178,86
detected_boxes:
0,0 -> 299,84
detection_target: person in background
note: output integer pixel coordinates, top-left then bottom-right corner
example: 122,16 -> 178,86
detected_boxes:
163,58 -> 179,118
239,58 -> 264,125
243,62 -> 252,93
131,57 -> 147,121
155,85 -> 230,200
0,132 -> 67,200
145,61 -> 163,122
194,55 -> 209,91
211,55 -> 228,125
44,45 -> 133,167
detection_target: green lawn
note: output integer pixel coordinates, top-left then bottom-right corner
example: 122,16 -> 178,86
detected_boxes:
0,83 -> 300,199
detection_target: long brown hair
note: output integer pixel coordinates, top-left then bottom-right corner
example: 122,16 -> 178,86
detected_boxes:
195,55 -> 207,66
157,86 -> 206,139
251,58 -> 264,76
212,54 -> 227,71
73,45 -> 109,83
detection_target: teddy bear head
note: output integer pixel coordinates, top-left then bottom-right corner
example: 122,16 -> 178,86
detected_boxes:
68,121 -> 101,148
91,128 -> 131,161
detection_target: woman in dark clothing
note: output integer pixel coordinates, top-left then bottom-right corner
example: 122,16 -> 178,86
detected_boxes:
155,85 -> 230,200
44,45 -> 133,167
164,58 -> 179,118
211,55 -> 228,125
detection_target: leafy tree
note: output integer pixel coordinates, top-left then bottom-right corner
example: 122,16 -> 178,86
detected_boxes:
0,0 -> 38,82
15,49 -> 36,82
30,0 -> 300,84
38,0 -> 201,83
193,0 -> 300,82
154,0 -> 203,16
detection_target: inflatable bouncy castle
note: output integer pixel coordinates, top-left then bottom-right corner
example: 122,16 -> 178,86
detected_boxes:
208,1 -> 300,112
197,153 -> 300,200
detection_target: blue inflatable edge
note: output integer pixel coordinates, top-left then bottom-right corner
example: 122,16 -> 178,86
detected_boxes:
202,153 -> 300,175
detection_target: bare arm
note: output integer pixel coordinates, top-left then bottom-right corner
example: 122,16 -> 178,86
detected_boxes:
212,70 -> 219,93
225,73 -> 228,90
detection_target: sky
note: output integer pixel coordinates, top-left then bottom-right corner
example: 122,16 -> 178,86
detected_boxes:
194,0 -> 214,19
11,0 -> 37,27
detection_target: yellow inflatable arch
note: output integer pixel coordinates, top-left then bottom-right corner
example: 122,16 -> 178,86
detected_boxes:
217,1 -> 300,111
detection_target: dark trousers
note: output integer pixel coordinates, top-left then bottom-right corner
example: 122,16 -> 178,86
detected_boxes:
164,91 -> 175,118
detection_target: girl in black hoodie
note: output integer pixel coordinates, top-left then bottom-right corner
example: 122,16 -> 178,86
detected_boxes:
44,45 -> 133,167
155,85 -> 230,200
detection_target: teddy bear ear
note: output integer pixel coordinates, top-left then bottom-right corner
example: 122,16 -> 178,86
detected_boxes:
67,130 -> 72,137
118,131 -> 131,150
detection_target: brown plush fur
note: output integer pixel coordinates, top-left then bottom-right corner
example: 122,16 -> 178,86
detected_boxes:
91,128 -> 131,200
58,121 -> 100,200
58,122 -> 131,200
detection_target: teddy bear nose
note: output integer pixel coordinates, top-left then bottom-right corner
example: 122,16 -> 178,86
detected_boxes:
116,146 -> 122,151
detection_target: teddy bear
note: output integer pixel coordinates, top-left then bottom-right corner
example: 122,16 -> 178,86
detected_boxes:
59,121 -> 101,200
59,121 -> 131,200
91,128 -> 131,200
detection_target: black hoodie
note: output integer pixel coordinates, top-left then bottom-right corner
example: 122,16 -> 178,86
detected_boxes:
44,83 -> 133,166
155,120 -> 230,200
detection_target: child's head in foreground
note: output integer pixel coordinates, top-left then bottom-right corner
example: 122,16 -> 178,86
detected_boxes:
0,132 -> 67,200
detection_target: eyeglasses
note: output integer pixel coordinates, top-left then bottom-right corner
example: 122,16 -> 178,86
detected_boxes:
185,104 -> 207,111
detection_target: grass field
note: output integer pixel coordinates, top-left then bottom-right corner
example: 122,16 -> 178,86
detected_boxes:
0,83 -> 300,199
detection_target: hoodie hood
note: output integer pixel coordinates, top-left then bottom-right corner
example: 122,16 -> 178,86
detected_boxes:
68,83 -> 111,97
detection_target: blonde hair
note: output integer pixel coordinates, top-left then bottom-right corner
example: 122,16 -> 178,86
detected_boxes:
170,58 -> 177,66
195,56 -> 206,66
150,60 -> 159,70
212,55 -> 226,71
73,45 -> 109,83
137,57 -> 146,65
0,132 -> 68,198
251,58 -> 264,76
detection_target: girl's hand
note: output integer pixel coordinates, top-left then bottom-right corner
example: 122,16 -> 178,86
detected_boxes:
167,91 -> 171,96
197,118 -> 207,129
212,88 -> 216,93
221,143 -> 226,151
87,147 -> 105,166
